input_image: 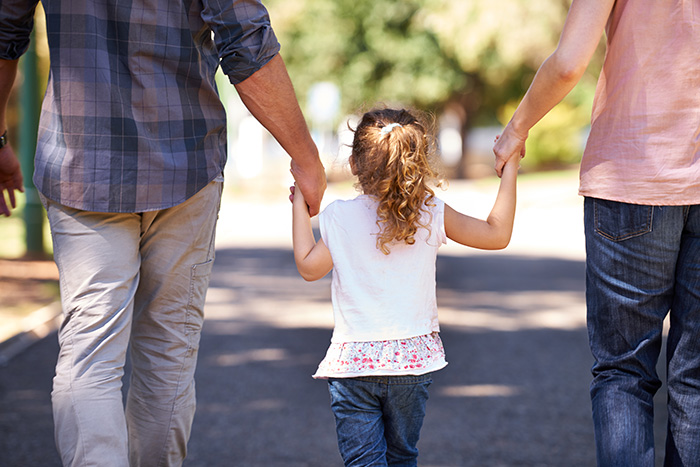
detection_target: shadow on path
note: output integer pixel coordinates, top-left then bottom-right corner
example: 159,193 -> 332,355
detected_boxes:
0,246 -> 668,466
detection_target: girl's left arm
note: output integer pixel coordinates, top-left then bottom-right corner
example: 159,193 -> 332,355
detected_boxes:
444,156 -> 518,250
291,184 -> 333,281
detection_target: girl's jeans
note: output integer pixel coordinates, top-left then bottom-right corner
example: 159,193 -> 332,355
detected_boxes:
585,198 -> 700,466
327,374 -> 432,467
44,178 -> 222,467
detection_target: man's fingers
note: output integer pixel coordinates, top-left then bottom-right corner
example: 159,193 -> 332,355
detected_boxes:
0,193 -> 10,217
307,202 -> 320,217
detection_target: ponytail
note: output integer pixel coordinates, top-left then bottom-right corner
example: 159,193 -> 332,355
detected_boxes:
350,108 -> 441,254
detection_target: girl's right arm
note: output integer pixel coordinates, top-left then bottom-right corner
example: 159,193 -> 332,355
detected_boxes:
444,156 -> 518,250
291,184 -> 333,281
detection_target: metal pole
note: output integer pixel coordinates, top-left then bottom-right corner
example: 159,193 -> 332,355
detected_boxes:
19,28 -> 44,258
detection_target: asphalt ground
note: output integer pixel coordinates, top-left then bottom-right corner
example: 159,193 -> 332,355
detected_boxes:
0,172 -> 669,466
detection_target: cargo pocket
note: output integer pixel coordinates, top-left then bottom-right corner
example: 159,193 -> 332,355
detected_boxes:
185,258 -> 214,336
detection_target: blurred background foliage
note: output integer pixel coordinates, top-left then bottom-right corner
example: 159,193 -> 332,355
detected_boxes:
2,1 -> 605,261
266,0 -> 605,174
6,0 -> 606,182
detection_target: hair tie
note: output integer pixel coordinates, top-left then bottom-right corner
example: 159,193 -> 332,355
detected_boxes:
380,123 -> 402,135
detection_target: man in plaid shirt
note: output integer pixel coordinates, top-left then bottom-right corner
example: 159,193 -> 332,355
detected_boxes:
0,0 -> 325,465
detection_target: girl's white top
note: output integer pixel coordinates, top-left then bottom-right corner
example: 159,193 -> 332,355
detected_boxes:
313,194 -> 448,378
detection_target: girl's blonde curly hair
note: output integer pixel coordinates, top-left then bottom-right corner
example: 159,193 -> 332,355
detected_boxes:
350,108 -> 442,255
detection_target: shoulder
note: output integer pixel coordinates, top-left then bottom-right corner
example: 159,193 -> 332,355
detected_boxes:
322,196 -> 372,217
425,195 -> 447,244
424,195 -> 445,217
320,198 -> 347,219
319,196 -> 367,228
429,195 -> 444,210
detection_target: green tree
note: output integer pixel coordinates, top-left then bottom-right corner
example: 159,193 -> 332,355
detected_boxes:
265,0 -> 603,173
268,0 -> 464,116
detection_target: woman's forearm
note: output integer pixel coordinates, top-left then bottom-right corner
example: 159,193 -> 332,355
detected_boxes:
494,0 -> 615,176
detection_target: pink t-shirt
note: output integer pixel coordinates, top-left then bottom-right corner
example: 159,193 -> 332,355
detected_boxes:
579,0 -> 700,205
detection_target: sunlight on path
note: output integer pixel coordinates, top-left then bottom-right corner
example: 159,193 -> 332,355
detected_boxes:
216,170 -> 585,260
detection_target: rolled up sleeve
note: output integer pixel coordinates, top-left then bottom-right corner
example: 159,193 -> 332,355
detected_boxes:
0,0 -> 38,60
202,0 -> 281,85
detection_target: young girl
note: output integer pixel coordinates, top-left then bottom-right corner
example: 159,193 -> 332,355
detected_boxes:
291,108 -> 519,467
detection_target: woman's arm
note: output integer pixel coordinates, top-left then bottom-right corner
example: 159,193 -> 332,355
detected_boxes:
445,156 -> 518,250
291,184 -> 333,281
493,0 -> 616,176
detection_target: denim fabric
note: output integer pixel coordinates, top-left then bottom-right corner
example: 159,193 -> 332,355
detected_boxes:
45,179 -> 222,467
327,374 -> 432,467
585,197 -> 700,466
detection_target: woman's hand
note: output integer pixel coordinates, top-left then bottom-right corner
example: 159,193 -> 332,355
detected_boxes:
493,124 -> 527,178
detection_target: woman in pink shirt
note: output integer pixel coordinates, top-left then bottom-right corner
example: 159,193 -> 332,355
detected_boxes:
494,0 -> 700,465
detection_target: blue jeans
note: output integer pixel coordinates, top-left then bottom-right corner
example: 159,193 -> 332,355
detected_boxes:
585,198 -> 700,466
327,374 -> 432,467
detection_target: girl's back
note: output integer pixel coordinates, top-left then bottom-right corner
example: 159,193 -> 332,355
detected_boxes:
319,194 -> 445,343
290,106 -> 518,467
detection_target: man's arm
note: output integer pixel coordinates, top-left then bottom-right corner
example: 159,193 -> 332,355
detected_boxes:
493,0 -> 616,176
0,59 -> 24,217
234,54 -> 326,216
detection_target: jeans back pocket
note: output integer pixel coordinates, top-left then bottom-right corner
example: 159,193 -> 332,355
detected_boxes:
592,198 -> 653,242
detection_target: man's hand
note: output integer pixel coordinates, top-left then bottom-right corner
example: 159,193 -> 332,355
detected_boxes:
0,144 -> 24,216
290,157 -> 326,217
235,54 -> 326,215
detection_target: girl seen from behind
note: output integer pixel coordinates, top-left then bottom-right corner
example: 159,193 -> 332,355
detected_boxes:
291,108 -> 520,467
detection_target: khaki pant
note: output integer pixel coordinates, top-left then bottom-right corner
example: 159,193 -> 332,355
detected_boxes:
44,179 -> 223,467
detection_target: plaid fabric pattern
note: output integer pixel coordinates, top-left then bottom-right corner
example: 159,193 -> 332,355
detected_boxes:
0,0 -> 279,212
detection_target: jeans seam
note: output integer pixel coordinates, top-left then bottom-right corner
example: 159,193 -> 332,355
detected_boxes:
339,374 -> 433,385
683,205 -> 690,225
185,260 -> 212,337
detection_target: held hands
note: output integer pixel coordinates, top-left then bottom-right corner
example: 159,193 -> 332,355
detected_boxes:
290,158 -> 326,216
290,181 -> 333,281
493,123 -> 527,178
289,183 -> 308,213
0,144 -> 24,217
289,183 -> 303,205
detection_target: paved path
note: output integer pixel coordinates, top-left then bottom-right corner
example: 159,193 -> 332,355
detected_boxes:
0,173 -> 669,466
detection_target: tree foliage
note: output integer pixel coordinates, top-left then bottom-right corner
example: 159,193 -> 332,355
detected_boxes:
268,0 -> 464,116
265,0 -> 604,171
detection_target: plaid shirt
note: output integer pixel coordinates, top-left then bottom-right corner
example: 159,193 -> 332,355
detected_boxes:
0,0 -> 279,212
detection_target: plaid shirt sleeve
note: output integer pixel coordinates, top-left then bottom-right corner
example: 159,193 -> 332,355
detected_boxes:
203,0 -> 280,84
0,0 -> 39,60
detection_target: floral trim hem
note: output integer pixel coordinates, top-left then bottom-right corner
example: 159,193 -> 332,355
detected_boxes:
312,332 -> 447,379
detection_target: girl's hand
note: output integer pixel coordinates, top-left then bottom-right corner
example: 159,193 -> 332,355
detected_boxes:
290,183 -> 307,209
